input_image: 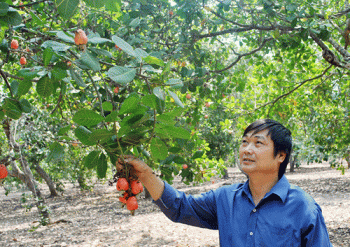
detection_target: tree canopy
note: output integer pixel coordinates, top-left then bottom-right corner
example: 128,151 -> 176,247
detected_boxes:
0,0 -> 349,222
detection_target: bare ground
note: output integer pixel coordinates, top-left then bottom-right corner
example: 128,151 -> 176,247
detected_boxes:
0,162 -> 349,247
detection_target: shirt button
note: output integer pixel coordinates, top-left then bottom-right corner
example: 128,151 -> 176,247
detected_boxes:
250,232 -> 254,236
253,209 -> 256,212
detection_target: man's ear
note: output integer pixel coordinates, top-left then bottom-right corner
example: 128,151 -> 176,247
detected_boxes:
277,151 -> 286,163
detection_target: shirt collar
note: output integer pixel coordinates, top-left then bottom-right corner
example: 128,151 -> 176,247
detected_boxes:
241,175 -> 290,204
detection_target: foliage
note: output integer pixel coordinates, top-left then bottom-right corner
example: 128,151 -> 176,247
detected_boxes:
0,0 -> 349,197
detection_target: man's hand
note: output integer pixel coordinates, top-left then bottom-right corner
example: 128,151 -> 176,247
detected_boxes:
117,155 -> 164,201
117,155 -> 152,181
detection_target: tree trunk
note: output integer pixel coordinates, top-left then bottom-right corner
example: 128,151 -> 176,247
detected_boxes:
289,153 -> 298,173
222,168 -> 229,179
2,119 -> 50,225
345,151 -> 350,169
35,164 -> 58,197
290,158 -> 295,173
19,156 -> 50,224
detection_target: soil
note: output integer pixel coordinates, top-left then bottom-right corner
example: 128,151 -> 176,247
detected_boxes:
0,162 -> 349,247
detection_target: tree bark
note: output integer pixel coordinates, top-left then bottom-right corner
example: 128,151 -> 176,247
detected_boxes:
345,151 -> 350,169
222,168 -> 229,179
289,153 -> 298,173
2,119 -> 50,225
35,164 -> 58,197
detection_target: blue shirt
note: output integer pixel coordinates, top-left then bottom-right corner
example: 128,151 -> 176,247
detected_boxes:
154,175 -> 332,246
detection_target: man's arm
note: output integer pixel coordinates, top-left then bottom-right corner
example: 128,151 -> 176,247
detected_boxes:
302,204 -> 333,247
117,155 -> 218,229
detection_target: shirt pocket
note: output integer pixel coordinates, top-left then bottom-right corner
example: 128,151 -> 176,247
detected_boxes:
258,224 -> 294,247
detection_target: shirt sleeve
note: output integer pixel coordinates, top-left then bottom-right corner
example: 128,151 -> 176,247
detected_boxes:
302,204 -> 333,247
153,181 -> 218,230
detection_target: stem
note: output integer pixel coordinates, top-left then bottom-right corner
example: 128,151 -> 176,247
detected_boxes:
86,70 -> 104,116
0,70 -> 14,98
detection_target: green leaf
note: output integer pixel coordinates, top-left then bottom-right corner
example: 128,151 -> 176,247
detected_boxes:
29,10 -> 43,25
89,48 -> 112,58
111,35 -> 136,57
74,126 -> 96,146
192,150 -> 204,159
153,87 -> 166,101
36,76 -> 54,98
141,94 -> 157,108
52,67 -> 67,81
88,129 -> 114,143
104,0 -> 121,12
89,37 -> 111,44
69,68 -> 86,87
143,56 -> 165,67
119,95 -> 140,114
286,4 -> 298,12
10,80 -> 19,96
157,114 -> 175,125
107,152 -> 118,167
167,107 -> 183,117
102,101 -> 113,111
96,153 -> 107,178
157,125 -> 190,139
173,155 -> 186,164
56,31 -> 74,43
129,17 -> 141,28
151,138 -> 168,160
47,142 -> 65,163
0,9 -> 21,26
0,2 -> 9,16
55,0 -> 79,19
107,66 -> 136,86
134,48 -> 149,62
43,47 -> 54,66
168,90 -> 184,108
84,150 -> 100,169
79,51 -> 101,72
41,40 -> 71,52
57,125 -> 71,136
19,99 -> 32,113
105,111 -> 119,122
17,80 -> 32,98
84,0 -> 104,8
3,98 -> 22,119
165,79 -> 183,89
17,68 -> 38,80
161,61 -> 171,77
73,109 -> 104,127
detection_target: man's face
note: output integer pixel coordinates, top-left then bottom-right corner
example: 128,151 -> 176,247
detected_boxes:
239,129 -> 285,177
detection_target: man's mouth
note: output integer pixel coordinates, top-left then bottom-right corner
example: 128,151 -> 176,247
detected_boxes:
243,158 -> 255,162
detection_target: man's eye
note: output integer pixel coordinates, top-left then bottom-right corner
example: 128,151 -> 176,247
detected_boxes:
256,141 -> 263,144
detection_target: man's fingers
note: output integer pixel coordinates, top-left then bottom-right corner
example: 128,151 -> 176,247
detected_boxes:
116,163 -> 123,170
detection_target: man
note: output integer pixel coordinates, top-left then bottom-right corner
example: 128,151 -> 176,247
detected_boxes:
117,119 -> 332,246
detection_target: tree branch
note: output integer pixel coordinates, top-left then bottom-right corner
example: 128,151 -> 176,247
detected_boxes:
209,38 -> 273,73
1,71 -> 39,82
204,6 -> 250,28
0,70 -> 14,97
328,38 -> 350,61
309,31 -> 345,68
198,25 -> 294,39
251,65 -> 333,113
10,0 -> 50,8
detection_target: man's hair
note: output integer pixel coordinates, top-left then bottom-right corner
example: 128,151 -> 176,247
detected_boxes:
242,119 -> 292,180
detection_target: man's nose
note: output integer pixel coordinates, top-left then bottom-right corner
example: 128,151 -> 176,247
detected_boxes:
242,143 -> 253,154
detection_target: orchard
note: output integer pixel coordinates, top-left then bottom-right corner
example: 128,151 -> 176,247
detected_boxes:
0,0 -> 349,243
